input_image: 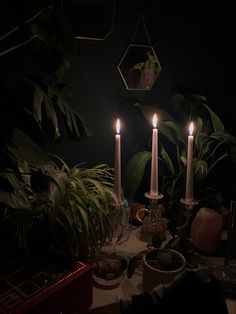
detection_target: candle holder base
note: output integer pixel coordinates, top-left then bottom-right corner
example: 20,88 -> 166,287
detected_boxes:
144,191 -> 165,220
176,198 -> 199,239
139,191 -> 168,244
145,191 -> 164,201
180,198 -> 198,212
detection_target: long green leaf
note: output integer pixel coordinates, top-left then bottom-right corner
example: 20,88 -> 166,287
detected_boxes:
160,146 -> 175,176
202,102 -> 224,132
6,127 -> 52,167
123,151 -> 151,200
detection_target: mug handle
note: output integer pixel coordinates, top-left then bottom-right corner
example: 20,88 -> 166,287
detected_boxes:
135,208 -> 151,222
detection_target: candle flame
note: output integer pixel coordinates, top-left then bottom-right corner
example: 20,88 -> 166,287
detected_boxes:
189,122 -> 194,135
152,114 -> 157,128
116,118 -> 120,134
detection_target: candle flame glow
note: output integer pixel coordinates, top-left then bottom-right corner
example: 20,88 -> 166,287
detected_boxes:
152,114 -> 157,128
116,118 -> 120,134
189,122 -> 194,135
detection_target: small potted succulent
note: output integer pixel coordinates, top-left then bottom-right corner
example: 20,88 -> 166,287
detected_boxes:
127,235 -> 187,292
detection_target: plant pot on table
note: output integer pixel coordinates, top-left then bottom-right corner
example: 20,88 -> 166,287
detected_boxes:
143,248 -> 186,292
92,252 -> 127,290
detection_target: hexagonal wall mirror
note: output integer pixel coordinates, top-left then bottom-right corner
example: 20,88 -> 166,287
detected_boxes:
117,44 -> 161,90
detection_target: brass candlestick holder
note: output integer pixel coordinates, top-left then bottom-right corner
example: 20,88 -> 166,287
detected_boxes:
138,191 -> 167,244
144,191 -> 164,219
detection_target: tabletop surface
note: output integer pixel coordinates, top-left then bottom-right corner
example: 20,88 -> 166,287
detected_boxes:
83,226 -> 236,314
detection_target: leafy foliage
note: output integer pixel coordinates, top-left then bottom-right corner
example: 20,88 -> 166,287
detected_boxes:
0,1 -> 91,169
124,92 -> 236,211
0,157 -> 120,261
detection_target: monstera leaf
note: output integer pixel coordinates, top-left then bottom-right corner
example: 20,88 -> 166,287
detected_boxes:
4,127 -> 52,168
0,2 -> 91,167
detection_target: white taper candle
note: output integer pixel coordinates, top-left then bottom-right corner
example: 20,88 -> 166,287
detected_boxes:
150,114 -> 158,196
114,118 -> 121,202
185,122 -> 194,202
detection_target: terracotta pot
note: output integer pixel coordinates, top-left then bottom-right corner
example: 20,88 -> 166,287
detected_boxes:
191,207 -> 223,254
142,249 -> 186,292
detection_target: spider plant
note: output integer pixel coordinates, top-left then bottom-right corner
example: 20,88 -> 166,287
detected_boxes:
0,156 -> 120,262
123,92 -> 236,214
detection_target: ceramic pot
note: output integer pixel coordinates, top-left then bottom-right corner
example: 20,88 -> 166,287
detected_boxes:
92,252 -> 127,289
191,207 -> 224,254
142,248 -> 186,292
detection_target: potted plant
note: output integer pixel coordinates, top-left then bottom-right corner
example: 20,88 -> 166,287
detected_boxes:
123,92 -> 236,233
127,235 -> 187,292
0,156 -> 120,312
0,156 -> 120,262
0,3 -> 119,312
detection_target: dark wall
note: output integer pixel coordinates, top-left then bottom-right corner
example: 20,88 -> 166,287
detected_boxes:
42,2 -> 235,172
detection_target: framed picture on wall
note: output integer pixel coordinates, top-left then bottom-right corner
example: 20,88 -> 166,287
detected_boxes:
63,0 -> 115,40
117,44 -> 161,91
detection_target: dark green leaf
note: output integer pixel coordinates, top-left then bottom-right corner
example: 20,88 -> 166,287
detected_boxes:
123,151 -> 151,200
202,102 -> 224,132
6,127 -> 53,167
160,146 -> 175,176
127,255 -> 140,279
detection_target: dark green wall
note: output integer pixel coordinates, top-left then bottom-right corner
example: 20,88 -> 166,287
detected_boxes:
45,1 -> 234,175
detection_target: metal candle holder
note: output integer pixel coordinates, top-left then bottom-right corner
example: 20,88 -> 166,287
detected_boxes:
144,191 -> 164,220
176,197 -> 199,238
180,197 -> 198,212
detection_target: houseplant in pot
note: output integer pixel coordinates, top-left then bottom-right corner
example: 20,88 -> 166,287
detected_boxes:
0,156 -> 121,313
0,156 -> 120,262
0,2 -> 122,311
127,235 -> 188,292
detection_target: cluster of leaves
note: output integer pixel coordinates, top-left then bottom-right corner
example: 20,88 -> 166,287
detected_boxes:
0,156 -> 120,261
0,1 -> 91,170
123,92 -> 236,213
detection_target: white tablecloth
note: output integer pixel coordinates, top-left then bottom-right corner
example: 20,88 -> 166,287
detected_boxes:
90,226 -> 236,314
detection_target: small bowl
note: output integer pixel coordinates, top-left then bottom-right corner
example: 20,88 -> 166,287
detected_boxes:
92,253 -> 127,289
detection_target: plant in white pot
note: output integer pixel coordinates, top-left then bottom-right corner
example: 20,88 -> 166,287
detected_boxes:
127,235 -> 188,292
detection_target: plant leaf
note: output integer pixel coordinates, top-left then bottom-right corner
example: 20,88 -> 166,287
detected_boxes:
123,151 -> 151,200
127,255 -> 140,279
5,127 -> 53,168
160,145 -> 175,176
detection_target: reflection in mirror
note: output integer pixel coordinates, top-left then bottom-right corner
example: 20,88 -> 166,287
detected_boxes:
118,44 -> 161,90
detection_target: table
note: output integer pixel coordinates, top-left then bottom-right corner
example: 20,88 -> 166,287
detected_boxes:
83,226 -> 236,314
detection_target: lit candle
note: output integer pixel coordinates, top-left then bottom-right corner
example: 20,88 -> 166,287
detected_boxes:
150,114 -> 158,197
185,122 -> 194,202
114,118 -> 122,202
